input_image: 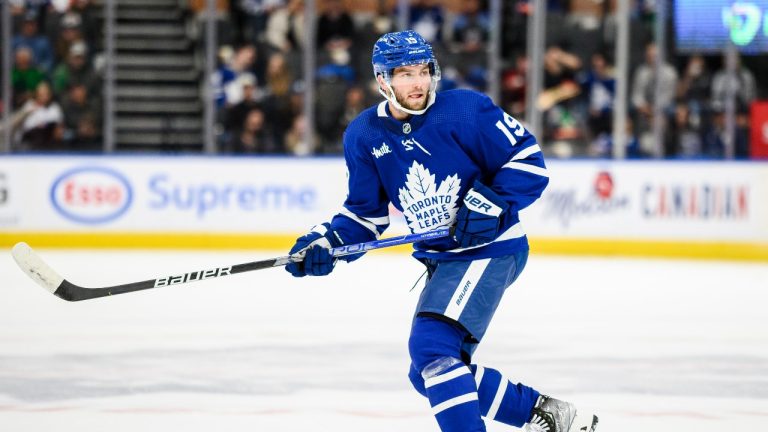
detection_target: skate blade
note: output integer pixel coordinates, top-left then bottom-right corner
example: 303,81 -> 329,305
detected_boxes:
570,411 -> 598,432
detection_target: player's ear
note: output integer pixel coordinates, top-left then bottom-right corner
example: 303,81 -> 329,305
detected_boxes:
375,74 -> 385,88
375,74 -> 388,94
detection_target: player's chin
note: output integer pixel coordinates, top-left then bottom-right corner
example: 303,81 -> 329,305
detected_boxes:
404,96 -> 427,111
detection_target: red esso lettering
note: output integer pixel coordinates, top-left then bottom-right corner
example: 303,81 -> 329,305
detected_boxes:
63,180 -> 122,206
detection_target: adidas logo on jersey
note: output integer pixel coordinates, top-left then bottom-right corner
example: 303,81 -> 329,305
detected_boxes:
372,142 -> 393,159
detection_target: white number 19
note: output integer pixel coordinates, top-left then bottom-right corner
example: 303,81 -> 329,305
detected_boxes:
495,112 -> 525,146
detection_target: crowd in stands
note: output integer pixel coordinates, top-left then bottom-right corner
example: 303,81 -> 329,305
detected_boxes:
209,0 -> 768,159
4,0 -> 102,151
3,0 -> 766,158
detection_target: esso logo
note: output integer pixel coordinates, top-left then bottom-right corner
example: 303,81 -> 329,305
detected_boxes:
50,167 -> 133,224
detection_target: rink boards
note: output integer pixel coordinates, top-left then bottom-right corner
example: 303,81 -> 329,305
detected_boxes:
0,155 -> 766,261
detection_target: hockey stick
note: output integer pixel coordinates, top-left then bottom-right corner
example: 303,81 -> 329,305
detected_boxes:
11,228 -> 450,302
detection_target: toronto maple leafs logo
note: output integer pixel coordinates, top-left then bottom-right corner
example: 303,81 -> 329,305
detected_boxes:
398,161 -> 461,233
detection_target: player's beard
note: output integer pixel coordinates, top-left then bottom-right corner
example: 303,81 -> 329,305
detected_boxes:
393,86 -> 429,112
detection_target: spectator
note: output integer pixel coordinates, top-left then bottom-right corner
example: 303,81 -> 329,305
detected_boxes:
223,73 -> 262,134
223,43 -> 265,106
13,81 -> 63,150
265,0 -> 306,52
226,107 -> 277,153
579,51 -> 615,149
338,85 -> 366,136
408,0 -> 445,44
540,44 -> 582,109
709,53 -> 756,158
538,44 -> 583,151
451,0 -> 489,55
51,41 -> 98,97
677,54 -> 712,114
69,0 -> 101,53
711,53 -> 756,115
262,52 -> 295,148
316,0 -> 355,50
283,113 -> 316,156
666,102 -> 703,158
315,45 -> 354,152
212,45 -> 238,108
53,12 -> 85,65
12,9 -> 54,74
11,46 -> 46,109
237,0 -> 285,44
60,82 -> 102,149
501,54 -> 527,119
631,42 -> 678,156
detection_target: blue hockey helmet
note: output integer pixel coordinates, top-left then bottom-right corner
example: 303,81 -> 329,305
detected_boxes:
372,30 -> 441,115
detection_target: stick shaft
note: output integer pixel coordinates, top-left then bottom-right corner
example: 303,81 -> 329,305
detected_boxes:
13,228 -> 450,302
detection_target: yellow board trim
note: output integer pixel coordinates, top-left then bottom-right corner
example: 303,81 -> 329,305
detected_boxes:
1,232 -> 767,262
531,237 -> 768,262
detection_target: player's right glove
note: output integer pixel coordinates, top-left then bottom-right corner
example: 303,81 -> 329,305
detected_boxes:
452,180 -> 510,248
285,223 -> 343,277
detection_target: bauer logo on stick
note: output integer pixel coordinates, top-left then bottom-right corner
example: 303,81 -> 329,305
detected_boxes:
154,267 -> 232,287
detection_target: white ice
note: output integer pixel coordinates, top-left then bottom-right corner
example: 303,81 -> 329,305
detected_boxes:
1,248 -> 767,431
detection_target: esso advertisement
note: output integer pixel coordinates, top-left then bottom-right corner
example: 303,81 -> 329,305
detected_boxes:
50,166 -> 133,224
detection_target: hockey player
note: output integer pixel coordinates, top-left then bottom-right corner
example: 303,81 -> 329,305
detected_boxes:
285,30 -> 598,432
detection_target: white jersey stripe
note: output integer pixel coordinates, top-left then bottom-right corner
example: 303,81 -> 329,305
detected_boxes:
425,366 -> 471,389
431,392 -> 479,415
339,209 -> 388,238
444,259 -> 491,321
474,366 -> 485,389
377,101 -> 388,117
511,144 -> 542,161
502,161 -> 549,177
486,376 -> 509,420
362,215 -> 390,225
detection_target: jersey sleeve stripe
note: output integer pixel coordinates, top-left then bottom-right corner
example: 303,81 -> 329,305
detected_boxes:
501,161 -> 549,177
340,208 -> 389,238
510,144 -> 542,161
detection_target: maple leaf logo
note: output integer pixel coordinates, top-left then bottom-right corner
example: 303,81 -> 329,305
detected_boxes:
398,161 -> 461,233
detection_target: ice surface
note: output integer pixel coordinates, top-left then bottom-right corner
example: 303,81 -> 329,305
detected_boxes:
1,248 -> 767,431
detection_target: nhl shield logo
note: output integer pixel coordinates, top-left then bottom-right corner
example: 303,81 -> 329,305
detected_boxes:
402,123 -> 411,134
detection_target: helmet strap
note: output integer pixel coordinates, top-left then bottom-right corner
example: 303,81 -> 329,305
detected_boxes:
378,78 -> 438,117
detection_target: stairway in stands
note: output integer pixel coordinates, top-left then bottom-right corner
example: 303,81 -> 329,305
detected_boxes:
104,0 -> 204,151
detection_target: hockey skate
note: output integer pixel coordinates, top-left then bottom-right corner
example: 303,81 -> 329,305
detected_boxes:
524,395 -> 598,432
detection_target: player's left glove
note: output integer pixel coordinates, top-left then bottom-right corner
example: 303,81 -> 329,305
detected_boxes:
285,223 -> 343,277
452,180 -> 510,248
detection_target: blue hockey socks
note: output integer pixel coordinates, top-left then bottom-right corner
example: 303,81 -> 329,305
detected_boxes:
408,316 -> 539,431
470,364 -> 539,427
422,357 -> 485,432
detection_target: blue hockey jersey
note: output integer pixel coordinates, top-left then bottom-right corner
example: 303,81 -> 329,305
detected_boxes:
328,89 -> 549,261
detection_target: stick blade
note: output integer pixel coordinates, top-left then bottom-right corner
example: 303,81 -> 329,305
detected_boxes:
11,242 -> 65,294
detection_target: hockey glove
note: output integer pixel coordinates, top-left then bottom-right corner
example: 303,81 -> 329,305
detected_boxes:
452,180 -> 510,248
285,223 -> 343,277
